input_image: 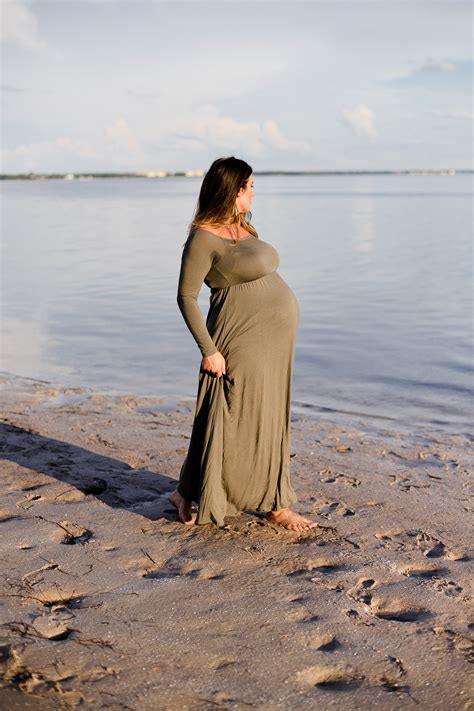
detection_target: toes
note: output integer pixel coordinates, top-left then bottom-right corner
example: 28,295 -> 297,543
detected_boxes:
266,511 -> 316,531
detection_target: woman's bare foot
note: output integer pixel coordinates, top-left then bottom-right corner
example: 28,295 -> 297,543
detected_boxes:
266,507 -> 317,531
168,489 -> 197,525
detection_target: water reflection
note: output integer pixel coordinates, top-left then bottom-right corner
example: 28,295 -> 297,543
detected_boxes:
1,174 -> 472,435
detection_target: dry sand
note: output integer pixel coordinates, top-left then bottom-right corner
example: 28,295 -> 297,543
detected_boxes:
0,373 -> 472,710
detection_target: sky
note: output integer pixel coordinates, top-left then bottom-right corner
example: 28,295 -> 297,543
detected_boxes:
1,0 -> 472,173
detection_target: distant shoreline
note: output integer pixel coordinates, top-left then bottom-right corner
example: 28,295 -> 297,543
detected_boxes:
1,169 -> 472,181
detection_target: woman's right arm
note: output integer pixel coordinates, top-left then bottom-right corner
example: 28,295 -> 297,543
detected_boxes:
176,233 -> 221,359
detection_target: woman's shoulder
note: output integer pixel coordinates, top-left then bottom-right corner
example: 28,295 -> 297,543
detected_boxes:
193,226 -> 219,237
194,224 -> 229,239
182,227 -> 225,254
187,227 -> 223,244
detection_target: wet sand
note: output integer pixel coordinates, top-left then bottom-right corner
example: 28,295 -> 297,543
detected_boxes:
0,373 -> 472,710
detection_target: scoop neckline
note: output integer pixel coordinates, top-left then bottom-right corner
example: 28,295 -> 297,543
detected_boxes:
196,228 -> 255,243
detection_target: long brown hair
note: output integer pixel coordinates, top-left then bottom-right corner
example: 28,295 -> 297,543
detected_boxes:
188,156 -> 257,240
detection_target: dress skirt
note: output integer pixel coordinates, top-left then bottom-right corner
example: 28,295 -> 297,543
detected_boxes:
177,270 -> 300,526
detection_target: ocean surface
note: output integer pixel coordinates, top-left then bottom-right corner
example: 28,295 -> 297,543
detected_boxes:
1,174 -> 472,436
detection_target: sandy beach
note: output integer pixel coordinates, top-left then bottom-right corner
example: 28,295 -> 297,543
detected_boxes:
0,372 -> 472,710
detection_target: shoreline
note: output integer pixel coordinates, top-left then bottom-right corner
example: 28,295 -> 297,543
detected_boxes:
2,169 -> 470,181
2,368 -> 467,443
0,373 -> 472,709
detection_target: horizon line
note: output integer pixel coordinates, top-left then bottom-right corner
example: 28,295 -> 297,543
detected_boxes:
1,168 -> 472,180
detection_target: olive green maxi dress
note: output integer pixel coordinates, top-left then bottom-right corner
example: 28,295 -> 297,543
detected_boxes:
176,228 -> 300,526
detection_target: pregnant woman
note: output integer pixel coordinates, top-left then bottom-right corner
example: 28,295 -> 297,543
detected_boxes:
169,156 -> 316,532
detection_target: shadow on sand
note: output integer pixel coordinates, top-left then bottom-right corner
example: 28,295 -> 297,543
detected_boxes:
1,422 -> 180,523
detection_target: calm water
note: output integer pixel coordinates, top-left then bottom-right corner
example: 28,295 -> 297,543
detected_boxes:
1,174 -> 472,436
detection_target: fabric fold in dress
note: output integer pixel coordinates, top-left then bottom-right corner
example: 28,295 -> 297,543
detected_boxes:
176,229 -> 300,526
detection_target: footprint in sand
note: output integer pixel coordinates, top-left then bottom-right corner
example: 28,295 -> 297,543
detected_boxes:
142,566 -> 179,580
389,473 -> 430,492
305,632 -> 340,651
20,564 -> 90,609
50,520 -> 93,545
210,691 -> 235,704
445,549 -> 469,561
288,608 -> 319,624
368,655 -> 410,694
31,617 -> 72,641
286,594 -> 309,604
308,557 -> 344,574
319,469 -> 361,487
310,576 -> 345,592
285,595 -> 319,624
432,626 -> 474,662
346,578 -> 377,605
314,501 -> 356,518
375,528 -> 466,565
415,531 -> 445,558
369,596 -> 428,622
142,559 -> 223,581
185,566 -> 224,580
287,557 -> 343,579
433,579 -> 464,597
396,561 -> 447,578
293,663 -> 362,687
2,643 -> 113,701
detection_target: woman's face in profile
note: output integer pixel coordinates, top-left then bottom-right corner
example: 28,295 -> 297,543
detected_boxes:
236,175 -> 255,214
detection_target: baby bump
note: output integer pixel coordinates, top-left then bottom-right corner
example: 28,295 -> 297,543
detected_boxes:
207,271 -> 299,357
244,270 -> 300,330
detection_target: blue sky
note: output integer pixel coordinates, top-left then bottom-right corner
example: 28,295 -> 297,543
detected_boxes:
1,0 -> 472,172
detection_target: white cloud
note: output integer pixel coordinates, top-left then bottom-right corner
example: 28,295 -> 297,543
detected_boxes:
261,120 -> 305,151
429,109 -> 474,121
341,104 -> 378,140
2,119 -> 145,172
417,60 -> 456,74
173,108 -> 311,157
55,136 -> 97,157
1,135 -> 98,172
1,110 -> 312,172
104,117 -> 141,153
0,0 -> 59,57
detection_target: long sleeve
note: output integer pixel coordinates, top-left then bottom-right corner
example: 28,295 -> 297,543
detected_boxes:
177,233 -> 219,358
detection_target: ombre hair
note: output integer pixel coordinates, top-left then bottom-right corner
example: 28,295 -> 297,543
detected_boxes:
188,156 -> 257,240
